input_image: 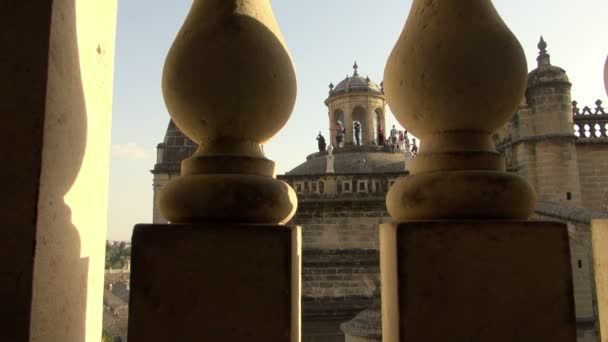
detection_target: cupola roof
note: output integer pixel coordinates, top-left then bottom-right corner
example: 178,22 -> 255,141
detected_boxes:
328,62 -> 383,98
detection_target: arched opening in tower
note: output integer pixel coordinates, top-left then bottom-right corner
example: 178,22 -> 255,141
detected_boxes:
333,110 -> 345,147
374,108 -> 385,145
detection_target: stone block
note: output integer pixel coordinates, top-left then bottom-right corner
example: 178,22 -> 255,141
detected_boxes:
380,221 -> 577,342
128,223 -> 301,342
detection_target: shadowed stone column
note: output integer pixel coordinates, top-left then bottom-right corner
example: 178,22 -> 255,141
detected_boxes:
127,1 -> 301,341
380,0 -> 577,341
592,219 -> 608,341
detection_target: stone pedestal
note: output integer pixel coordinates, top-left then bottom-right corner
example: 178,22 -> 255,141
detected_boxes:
340,304 -> 382,342
380,221 -> 577,342
128,224 -> 301,342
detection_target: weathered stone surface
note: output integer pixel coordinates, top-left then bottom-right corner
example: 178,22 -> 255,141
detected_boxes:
591,219 -> 608,341
341,303 -> 381,342
158,0 -> 298,224
380,221 -> 577,342
384,0 -> 535,220
128,224 -> 300,342
1,1 -> 117,341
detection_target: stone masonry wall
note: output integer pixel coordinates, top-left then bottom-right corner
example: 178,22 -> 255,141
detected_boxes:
532,212 -> 597,341
291,198 -> 390,342
533,139 -> 582,206
576,142 -> 608,212
292,199 -> 390,308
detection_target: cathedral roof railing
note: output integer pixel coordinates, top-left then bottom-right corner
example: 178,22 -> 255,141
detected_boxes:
573,100 -> 608,140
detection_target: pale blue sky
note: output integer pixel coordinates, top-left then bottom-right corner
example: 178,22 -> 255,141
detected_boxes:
107,0 -> 608,240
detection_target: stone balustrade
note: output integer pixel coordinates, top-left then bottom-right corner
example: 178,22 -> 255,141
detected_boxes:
379,0 -> 577,341
573,100 -> 608,140
127,1 -> 301,341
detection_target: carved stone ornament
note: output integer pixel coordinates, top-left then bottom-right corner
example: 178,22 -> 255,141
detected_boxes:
384,0 -> 536,220
159,0 -> 298,224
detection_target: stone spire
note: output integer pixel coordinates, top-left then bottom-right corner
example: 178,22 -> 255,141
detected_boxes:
353,61 -> 359,76
537,36 -> 551,67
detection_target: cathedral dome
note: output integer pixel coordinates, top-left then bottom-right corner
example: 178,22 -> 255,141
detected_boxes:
328,62 -> 383,98
527,37 -> 570,88
286,146 -> 407,175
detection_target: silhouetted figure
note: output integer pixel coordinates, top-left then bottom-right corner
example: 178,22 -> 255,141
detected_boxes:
377,126 -> 384,146
411,138 -> 419,156
390,125 -> 399,153
317,131 -> 326,152
354,122 -> 361,146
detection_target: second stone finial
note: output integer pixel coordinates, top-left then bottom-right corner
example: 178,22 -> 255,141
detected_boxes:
384,0 -> 536,220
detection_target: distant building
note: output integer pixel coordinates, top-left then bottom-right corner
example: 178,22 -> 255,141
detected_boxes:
494,38 -> 608,342
151,44 -> 608,341
103,269 -> 130,341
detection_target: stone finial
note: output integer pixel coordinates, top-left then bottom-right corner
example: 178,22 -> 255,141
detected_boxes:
537,36 -> 551,67
159,0 -> 297,224
596,99 -> 606,115
383,0 -> 535,220
538,36 -> 547,53
572,101 -> 580,116
353,61 -> 359,76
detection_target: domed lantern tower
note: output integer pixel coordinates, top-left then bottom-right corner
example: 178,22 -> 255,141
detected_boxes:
326,62 -> 387,147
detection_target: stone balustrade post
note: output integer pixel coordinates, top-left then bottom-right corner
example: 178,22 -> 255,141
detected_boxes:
127,1 -> 301,341
380,0 -> 577,341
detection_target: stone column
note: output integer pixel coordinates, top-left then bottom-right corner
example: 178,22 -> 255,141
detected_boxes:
127,1 -> 301,341
380,0 -> 577,341
592,219 -> 608,341
366,105 -> 376,145
344,104 -> 353,145
1,1 -> 117,341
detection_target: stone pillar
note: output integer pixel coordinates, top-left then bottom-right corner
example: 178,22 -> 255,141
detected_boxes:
592,219 -> 608,341
1,1 -> 117,341
380,0 -> 577,341
366,106 -> 376,144
127,1 -> 301,341
344,104 -> 353,145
